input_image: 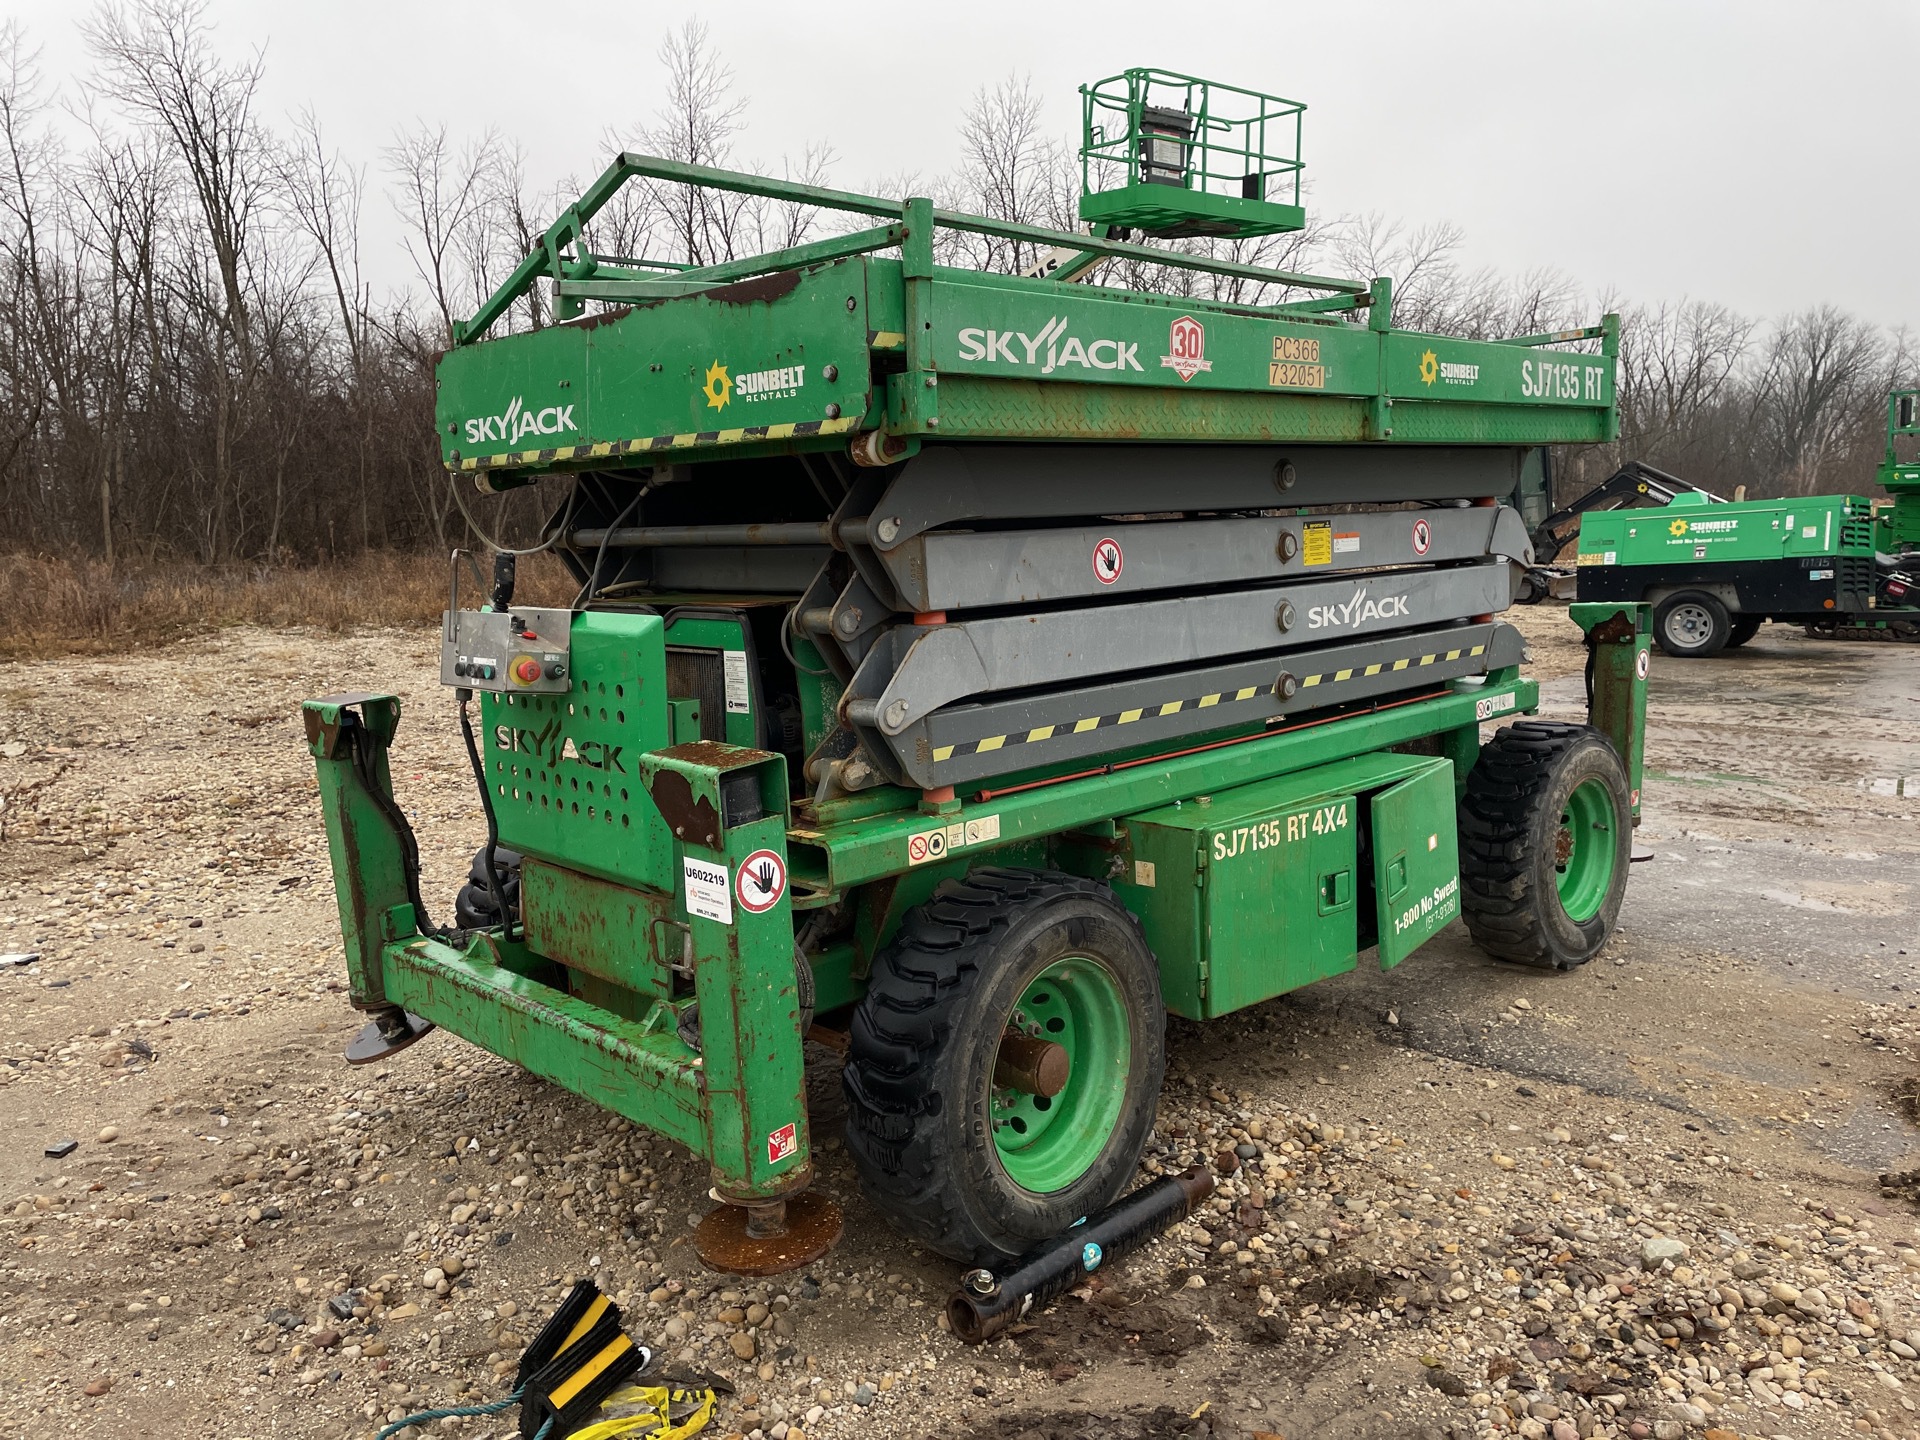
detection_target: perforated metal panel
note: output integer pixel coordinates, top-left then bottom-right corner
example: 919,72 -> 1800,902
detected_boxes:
482,611 -> 674,892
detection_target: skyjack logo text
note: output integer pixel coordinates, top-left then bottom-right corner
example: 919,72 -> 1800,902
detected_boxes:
955,319 -> 1144,375
463,396 -> 577,448
1306,585 -> 1412,631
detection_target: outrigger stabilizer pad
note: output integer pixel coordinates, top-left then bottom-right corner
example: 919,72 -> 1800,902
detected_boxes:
344,1008 -> 435,1065
693,1190 -> 843,1277
515,1282 -> 647,1438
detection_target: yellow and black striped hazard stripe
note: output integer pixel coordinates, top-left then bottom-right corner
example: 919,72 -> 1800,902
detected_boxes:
454,414 -> 861,473
1298,643 -> 1480,689
930,643 -> 1488,764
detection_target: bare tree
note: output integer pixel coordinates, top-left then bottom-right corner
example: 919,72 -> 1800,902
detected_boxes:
950,75 -> 1076,274
1747,306 -> 1889,496
0,16 -> 1906,570
385,122 -> 498,344
639,20 -> 750,266
85,0 -> 265,372
282,109 -> 368,380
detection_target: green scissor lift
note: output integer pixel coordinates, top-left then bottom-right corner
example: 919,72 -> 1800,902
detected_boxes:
305,70 -> 1651,1272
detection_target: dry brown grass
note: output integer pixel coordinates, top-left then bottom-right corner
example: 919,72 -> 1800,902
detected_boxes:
0,550 -> 579,659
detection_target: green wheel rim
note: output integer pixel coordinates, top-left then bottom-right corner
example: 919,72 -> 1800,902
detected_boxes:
1554,777 -> 1617,924
991,955 -> 1131,1194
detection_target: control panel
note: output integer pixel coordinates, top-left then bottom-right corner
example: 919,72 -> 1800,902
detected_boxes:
440,606 -> 574,694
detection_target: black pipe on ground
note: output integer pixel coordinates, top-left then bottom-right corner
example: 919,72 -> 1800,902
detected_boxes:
945,1165 -> 1215,1344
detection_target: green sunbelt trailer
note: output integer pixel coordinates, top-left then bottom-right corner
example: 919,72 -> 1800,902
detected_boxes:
1574,391 -> 1920,655
305,69 -> 1652,1272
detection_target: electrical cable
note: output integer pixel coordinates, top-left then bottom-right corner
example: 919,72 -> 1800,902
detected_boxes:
780,603 -> 832,676
573,484 -> 649,610
458,691 -> 516,941
449,472 -> 586,557
373,1390 -> 538,1440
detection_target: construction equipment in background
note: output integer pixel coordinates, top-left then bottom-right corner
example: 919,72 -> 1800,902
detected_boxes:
1880,389 -> 1920,549
304,67 -> 1651,1274
1575,394 -> 1920,655
1512,456 -> 1726,603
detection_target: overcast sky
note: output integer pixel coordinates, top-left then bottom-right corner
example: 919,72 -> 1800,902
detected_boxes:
9,0 -> 1915,334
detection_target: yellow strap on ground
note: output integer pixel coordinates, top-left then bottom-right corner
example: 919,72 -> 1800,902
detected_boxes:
569,1384 -> 717,1440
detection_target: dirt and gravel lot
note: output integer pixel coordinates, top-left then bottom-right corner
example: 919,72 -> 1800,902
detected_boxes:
1,607 -> 1917,1440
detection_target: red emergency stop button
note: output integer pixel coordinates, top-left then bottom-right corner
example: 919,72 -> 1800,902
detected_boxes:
512,656 -> 543,684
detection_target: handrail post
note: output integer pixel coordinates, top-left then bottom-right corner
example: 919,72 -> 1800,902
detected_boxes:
899,197 -> 937,436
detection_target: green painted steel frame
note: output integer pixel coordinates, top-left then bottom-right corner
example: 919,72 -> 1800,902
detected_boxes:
1569,603 -> 1651,821
1077,67 -> 1307,236
1881,390 -> 1920,549
308,692 -> 813,1202
454,153 -> 1363,348
786,673 -> 1535,895
307,673 -> 1535,1197
437,146 -> 1619,481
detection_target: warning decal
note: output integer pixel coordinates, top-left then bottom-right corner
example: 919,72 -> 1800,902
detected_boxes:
767,1122 -> 798,1165
906,827 -> 949,866
735,848 -> 787,913
1092,537 -> 1124,585
1301,521 -> 1333,567
683,856 -> 733,925
1411,518 -> 1433,556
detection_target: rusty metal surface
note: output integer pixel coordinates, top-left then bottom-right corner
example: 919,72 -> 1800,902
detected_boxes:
656,740 -> 767,770
692,1191 -> 843,1276
706,270 -> 804,306
303,693 -> 387,756
344,1010 -> 434,1065
993,1030 -> 1069,1099
520,859 -> 673,997
646,768 -> 722,849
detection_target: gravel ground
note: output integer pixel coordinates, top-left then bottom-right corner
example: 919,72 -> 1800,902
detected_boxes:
0,608 -> 1916,1440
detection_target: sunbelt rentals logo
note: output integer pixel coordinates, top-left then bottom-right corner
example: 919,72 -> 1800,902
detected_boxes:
1418,349 -> 1478,387
1307,583 -> 1412,631
703,360 -> 806,411
463,396 -> 576,448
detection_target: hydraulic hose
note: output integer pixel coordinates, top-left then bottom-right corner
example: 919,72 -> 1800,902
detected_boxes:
341,708 -> 444,940
458,690 -> 516,940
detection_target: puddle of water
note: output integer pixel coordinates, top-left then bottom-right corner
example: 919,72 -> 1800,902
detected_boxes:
1759,888 -> 1849,913
1862,776 -> 1920,797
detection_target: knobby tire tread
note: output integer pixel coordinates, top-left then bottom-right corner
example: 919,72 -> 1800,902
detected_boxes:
1459,720 -> 1626,970
842,868 -> 1141,1259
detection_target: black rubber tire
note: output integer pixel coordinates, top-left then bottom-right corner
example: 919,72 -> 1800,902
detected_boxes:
1725,615 -> 1763,649
842,867 -> 1166,1264
1459,721 -> 1632,971
1653,591 -> 1731,658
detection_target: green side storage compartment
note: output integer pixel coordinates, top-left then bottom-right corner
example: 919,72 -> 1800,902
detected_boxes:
1113,754 -> 1460,1020
1370,759 -> 1462,965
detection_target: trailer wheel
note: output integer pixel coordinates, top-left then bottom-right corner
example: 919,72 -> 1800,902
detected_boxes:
1459,722 -> 1631,970
1653,591 -> 1730,657
1725,615 -> 1763,648
843,868 -> 1166,1264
